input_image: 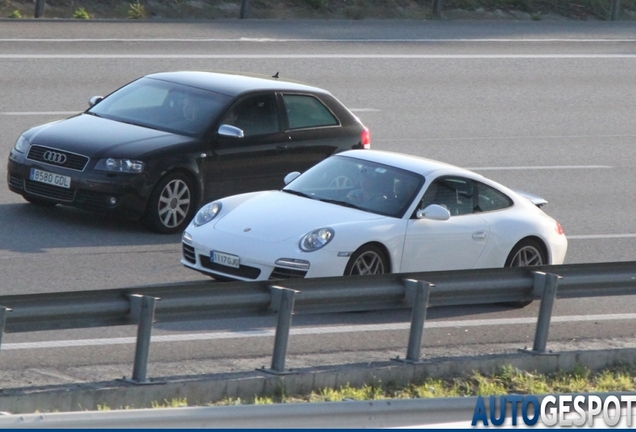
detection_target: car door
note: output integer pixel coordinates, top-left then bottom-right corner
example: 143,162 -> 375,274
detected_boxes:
400,176 -> 490,272
201,93 -> 292,202
280,93 -> 348,172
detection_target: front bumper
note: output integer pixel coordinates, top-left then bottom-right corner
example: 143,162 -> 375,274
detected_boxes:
180,228 -> 349,281
7,150 -> 149,219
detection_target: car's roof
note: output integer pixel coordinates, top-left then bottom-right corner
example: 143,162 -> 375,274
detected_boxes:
338,149 -> 477,177
145,71 -> 329,96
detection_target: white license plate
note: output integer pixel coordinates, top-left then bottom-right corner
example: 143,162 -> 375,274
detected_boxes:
30,168 -> 71,189
211,251 -> 240,268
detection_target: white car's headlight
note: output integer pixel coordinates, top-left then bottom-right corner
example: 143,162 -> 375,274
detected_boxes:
13,135 -> 30,154
300,228 -> 334,252
194,202 -> 222,227
95,158 -> 144,173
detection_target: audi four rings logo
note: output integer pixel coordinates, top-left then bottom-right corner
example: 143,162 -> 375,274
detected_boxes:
43,151 -> 67,164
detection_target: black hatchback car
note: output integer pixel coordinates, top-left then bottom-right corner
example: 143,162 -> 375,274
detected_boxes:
7,71 -> 370,233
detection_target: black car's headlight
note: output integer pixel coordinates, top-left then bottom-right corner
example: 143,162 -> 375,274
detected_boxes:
194,202 -> 222,227
95,158 -> 144,173
13,135 -> 30,154
300,228 -> 334,252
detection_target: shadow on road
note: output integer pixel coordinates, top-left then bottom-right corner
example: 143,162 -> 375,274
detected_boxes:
0,202 -> 181,253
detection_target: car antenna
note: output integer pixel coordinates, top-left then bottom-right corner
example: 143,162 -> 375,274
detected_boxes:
272,71 -> 279,79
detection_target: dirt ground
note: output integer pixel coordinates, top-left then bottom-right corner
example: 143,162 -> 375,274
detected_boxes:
2,0 -> 635,21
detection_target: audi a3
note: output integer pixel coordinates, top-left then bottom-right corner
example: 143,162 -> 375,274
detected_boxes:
7,71 -> 370,233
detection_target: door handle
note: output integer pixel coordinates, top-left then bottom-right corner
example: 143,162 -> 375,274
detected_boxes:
276,144 -> 288,152
472,231 -> 487,240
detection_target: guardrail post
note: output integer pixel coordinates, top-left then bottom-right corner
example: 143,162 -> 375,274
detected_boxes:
240,0 -> 249,18
0,306 -> 12,352
260,286 -> 299,375
34,0 -> 45,17
610,0 -> 621,20
432,0 -> 442,17
523,272 -> 561,354
394,279 -> 433,364
124,294 -> 161,384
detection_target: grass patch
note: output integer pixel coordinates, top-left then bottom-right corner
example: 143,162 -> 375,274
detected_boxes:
92,364 -> 636,411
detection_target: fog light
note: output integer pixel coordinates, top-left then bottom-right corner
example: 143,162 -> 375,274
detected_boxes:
275,258 -> 310,270
108,196 -> 117,205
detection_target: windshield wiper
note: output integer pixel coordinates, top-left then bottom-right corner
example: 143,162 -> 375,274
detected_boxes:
282,189 -> 315,200
318,198 -> 363,210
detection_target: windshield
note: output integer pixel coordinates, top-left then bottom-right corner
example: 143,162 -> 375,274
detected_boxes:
88,77 -> 232,137
284,155 -> 424,218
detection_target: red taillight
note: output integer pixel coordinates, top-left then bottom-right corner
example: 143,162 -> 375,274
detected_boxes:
360,127 -> 370,149
555,221 -> 564,235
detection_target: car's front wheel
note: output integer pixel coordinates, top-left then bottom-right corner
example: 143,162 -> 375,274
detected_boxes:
144,172 -> 195,234
344,244 -> 388,276
505,238 -> 547,307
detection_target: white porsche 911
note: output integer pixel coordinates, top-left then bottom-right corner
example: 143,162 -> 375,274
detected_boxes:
181,150 -> 567,281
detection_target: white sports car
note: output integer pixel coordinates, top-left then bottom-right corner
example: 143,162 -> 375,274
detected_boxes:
181,150 -> 567,281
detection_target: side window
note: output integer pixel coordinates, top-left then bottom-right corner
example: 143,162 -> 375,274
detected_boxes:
420,176 -> 474,216
475,181 -> 513,212
283,94 -> 339,129
221,94 -> 279,137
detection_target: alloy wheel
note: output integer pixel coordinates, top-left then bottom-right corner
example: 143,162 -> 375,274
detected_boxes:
157,179 -> 191,229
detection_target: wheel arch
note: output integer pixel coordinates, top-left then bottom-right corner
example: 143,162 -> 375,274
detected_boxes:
352,241 -> 393,272
508,235 -> 550,265
147,166 -> 202,213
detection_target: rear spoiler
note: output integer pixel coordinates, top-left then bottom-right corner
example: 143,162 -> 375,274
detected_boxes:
513,189 -> 548,208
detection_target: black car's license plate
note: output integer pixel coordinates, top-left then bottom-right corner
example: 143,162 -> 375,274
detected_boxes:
30,168 -> 71,189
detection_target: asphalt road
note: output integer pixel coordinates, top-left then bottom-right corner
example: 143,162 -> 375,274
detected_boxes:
1,20 -> 636,389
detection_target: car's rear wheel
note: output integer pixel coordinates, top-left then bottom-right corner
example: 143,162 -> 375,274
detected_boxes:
344,244 -> 388,276
505,238 -> 547,307
144,172 -> 195,234
24,195 -> 57,207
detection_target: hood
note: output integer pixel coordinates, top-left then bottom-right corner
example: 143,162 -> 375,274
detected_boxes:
23,114 -> 197,159
213,191 -> 384,242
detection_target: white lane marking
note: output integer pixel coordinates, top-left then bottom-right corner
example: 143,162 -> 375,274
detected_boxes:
3,313 -> 635,350
1,111 -> 78,116
568,234 -> 636,239
468,165 -> 612,170
2,38 -> 636,43
376,134 -> 636,141
1,54 -> 636,59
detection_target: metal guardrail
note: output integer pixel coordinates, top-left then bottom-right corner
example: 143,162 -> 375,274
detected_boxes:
1,393 -> 634,428
1,261 -> 636,383
0,397 -> 480,428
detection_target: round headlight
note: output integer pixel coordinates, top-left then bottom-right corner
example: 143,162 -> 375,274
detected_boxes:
194,202 -> 222,227
300,228 -> 334,252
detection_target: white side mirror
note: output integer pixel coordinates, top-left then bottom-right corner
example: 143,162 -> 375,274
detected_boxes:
416,204 -> 451,221
88,96 -> 103,107
284,171 -> 301,185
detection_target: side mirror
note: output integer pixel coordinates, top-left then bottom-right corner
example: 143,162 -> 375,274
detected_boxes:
284,171 -> 301,185
218,124 -> 244,138
416,204 -> 451,221
88,96 -> 103,107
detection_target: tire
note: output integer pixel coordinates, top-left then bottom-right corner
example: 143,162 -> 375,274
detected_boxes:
344,244 -> 389,276
24,195 -> 57,207
504,238 -> 547,307
144,172 -> 196,234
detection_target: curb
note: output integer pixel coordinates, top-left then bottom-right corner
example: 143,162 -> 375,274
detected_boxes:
2,346 -> 636,414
